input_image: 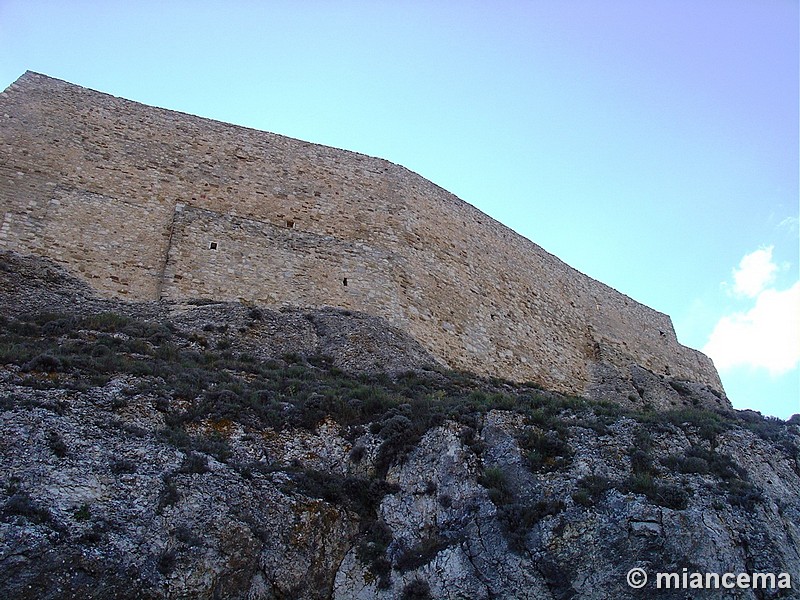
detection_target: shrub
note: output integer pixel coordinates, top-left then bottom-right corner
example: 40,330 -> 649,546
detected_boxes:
174,525 -> 203,547
739,414 -> 799,457
349,445 -> 366,464
40,316 -> 78,335
6,319 -> 40,336
664,407 -> 731,444
374,413 -> 423,476
154,342 -> 180,361
479,466 -> 512,505
573,475 -> 612,507
126,338 -> 152,355
572,489 -> 592,507
395,534 -> 450,572
651,483 -> 690,510
192,434 -> 231,463
291,469 -> 397,518
158,474 -> 179,512
518,429 -> 573,473
726,479 -> 762,511
356,519 -> 393,590
110,457 -> 138,475
5,476 -> 22,496
83,312 -> 130,332
47,431 -> 68,458
626,471 -> 658,500
23,353 -> 64,373
73,503 -> 91,521
480,465 -> 564,553
401,579 -> 432,600
2,491 -> 50,524
629,449 -> 654,475
459,426 -> 486,457
624,472 -> 690,510
159,425 -> 192,450
156,548 -> 177,576
499,500 -> 565,554
179,452 -> 209,475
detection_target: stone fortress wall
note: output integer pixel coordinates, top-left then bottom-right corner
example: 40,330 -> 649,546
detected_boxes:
0,72 -> 723,398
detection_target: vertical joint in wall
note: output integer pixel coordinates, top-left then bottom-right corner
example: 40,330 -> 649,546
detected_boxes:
156,200 -> 183,301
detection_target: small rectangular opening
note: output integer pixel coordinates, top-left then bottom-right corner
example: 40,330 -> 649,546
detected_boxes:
209,242 -> 218,250
286,220 -> 294,228
342,277 -> 348,287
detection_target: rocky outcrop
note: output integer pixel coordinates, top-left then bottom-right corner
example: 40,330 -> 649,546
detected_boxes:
2,375 -> 798,599
1,252 -> 798,599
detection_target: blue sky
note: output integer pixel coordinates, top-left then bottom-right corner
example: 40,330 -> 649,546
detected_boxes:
1,1 -> 797,418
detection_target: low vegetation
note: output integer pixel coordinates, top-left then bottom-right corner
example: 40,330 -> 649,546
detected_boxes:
1,308 -> 797,581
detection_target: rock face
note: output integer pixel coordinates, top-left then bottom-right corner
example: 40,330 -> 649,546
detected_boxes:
0,71 -> 723,401
1,253 -> 798,599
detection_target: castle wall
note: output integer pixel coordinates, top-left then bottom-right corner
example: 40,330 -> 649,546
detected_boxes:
0,72 -> 723,397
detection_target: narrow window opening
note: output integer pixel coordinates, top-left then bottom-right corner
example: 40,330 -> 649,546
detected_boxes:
342,277 -> 348,287
286,220 -> 294,228
209,242 -> 218,250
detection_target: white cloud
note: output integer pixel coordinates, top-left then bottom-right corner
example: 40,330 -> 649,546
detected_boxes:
731,246 -> 777,298
777,216 -> 799,235
704,281 -> 800,376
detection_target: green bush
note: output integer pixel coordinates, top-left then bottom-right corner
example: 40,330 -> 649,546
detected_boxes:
47,431 -> 68,458
73,503 -> 91,521
288,469 -> 398,519
83,312 -> 131,332
479,465 -> 564,553
156,548 -> 177,576
662,407 -> 731,444
572,489 -> 592,507
518,429 -> 573,473
356,519 -> 393,589
174,525 -> 203,547
349,445 -> 366,463
395,534 -> 450,572
110,457 -> 137,475
40,316 -> 78,335
624,472 -> 690,510
629,449 -> 654,475
499,499 -> 564,554
2,491 -> 51,524
157,474 -> 179,512
572,475 -> 612,507
726,479 -> 762,511
401,579 -> 432,600
661,446 -> 743,481
23,353 -> 64,373
179,452 -> 209,475
479,466 -> 512,505
738,413 -> 799,457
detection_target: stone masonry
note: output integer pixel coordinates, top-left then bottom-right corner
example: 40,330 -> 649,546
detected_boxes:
0,72 -> 723,400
